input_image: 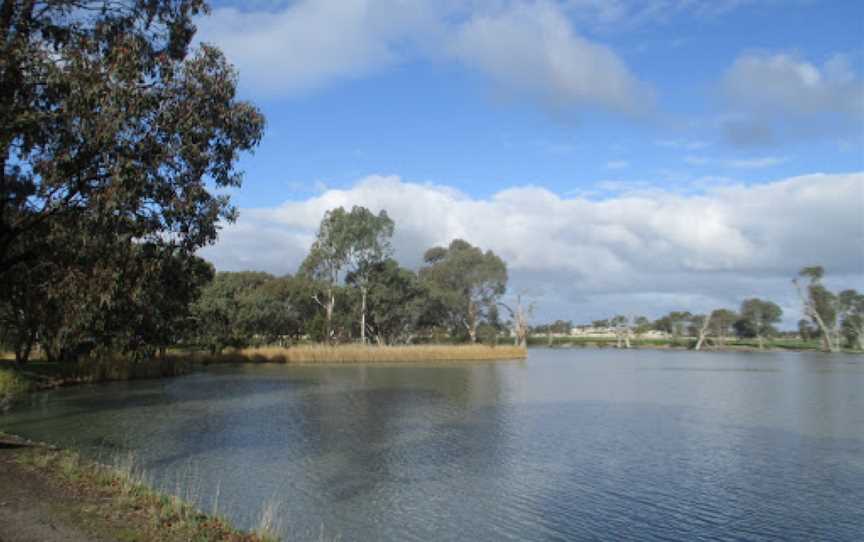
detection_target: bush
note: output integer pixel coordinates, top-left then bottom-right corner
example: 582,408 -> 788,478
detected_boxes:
0,369 -> 29,411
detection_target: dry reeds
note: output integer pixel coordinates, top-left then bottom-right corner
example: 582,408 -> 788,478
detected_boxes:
196,344 -> 527,365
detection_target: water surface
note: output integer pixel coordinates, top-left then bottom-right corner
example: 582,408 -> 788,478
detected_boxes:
3,349 -> 863,541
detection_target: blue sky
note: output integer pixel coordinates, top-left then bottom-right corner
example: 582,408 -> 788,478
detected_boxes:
195,0 -> 864,325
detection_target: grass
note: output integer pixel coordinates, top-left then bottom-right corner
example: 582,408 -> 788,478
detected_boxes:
0,368 -> 30,411
194,344 -> 528,365
11,440 -> 280,542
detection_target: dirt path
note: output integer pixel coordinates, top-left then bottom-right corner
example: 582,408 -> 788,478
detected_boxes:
0,438 -> 110,542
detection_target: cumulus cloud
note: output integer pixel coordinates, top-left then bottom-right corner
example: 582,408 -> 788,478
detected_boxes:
449,2 -> 654,114
200,172 -> 864,325
195,0 -> 438,94
195,0 -> 652,114
720,52 -> 864,146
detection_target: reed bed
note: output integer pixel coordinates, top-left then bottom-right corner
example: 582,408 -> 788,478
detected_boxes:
197,344 -> 527,365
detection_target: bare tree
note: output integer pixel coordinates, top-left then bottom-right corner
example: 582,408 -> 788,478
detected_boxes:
692,314 -> 712,351
499,294 -> 534,348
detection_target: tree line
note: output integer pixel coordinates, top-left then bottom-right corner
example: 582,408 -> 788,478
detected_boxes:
533,266 -> 863,352
189,206 -> 510,353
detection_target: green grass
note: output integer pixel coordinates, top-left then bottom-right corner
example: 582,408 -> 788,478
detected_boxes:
12,443 -> 280,542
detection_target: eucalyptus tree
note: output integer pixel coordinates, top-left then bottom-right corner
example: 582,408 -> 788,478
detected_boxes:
838,289 -> 864,350
192,271 -> 273,353
419,239 -> 508,343
793,266 -> 839,352
301,206 -> 394,343
1,0 -> 264,361
736,298 -> 782,349
348,259 -> 428,345
708,309 -> 737,347
690,314 -> 712,351
654,311 -> 693,344
610,315 -> 633,348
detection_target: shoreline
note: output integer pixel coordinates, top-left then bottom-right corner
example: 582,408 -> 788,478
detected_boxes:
0,432 -> 278,542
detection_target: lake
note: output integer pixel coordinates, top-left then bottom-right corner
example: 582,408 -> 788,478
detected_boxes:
3,349 -> 863,541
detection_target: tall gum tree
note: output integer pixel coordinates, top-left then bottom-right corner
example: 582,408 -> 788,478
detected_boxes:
793,266 -> 839,352
301,206 -> 393,343
0,1 -> 264,360
420,239 -> 507,343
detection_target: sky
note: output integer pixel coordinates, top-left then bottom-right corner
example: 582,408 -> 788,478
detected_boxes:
194,0 -> 864,327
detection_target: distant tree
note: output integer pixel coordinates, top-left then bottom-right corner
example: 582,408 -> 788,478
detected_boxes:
610,315 -> 633,348
193,272 -> 274,353
689,314 -> 712,351
708,309 -> 738,347
838,289 -> 864,350
499,293 -> 535,348
654,311 -> 693,344
793,266 -> 840,352
633,316 -> 653,340
347,259 -> 428,345
301,207 -> 394,343
736,298 -> 782,349
237,276 -> 305,346
419,239 -> 507,343
797,319 -> 818,341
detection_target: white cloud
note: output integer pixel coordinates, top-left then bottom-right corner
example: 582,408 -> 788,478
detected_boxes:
449,2 -> 654,114
196,1 -> 653,114
201,172 -> 864,325
720,52 -> 864,145
195,0 -> 438,95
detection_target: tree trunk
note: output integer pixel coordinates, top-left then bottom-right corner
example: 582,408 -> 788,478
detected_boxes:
695,315 -> 712,351
757,334 -> 764,350
360,286 -> 367,345
466,302 -> 478,343
624,331 -> 631,349
325,289 -> 335,344
794,279 -> 837,353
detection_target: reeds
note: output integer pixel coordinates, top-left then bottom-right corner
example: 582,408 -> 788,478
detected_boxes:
195,344 -> 527,365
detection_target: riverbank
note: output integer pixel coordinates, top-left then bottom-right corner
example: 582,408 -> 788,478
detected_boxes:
0,432 -> 278,542
526,335 -> 860,353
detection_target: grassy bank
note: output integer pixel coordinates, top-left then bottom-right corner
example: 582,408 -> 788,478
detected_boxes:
0,432 -> 279,542
196,344 -> 528,365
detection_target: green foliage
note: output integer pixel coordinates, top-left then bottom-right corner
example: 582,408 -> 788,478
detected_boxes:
736,298 -> 782,348
0,1 -> 263,363
419,239 -> 508,342
300,206 -> 394,341
348,259 -> 430,344
653,311 -> 693,342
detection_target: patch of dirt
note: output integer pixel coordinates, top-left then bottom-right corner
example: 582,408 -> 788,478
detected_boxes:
0,435 -> 110,542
